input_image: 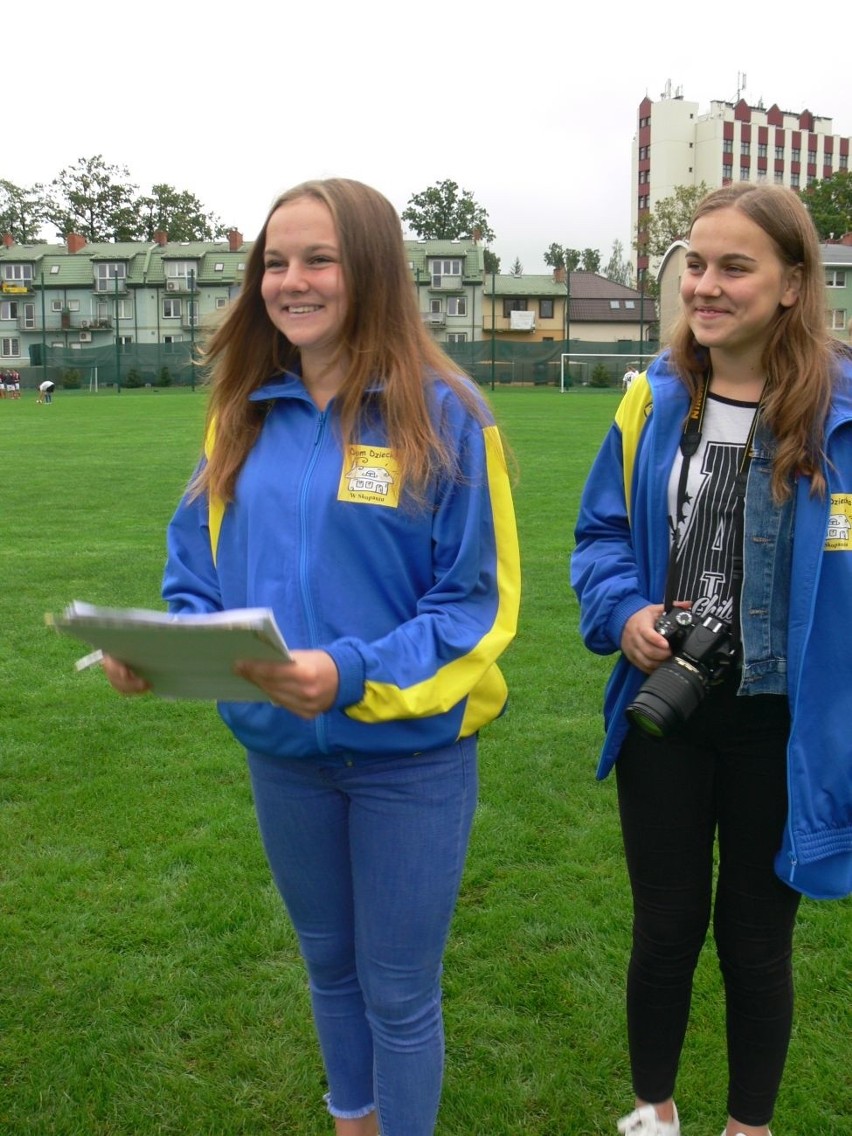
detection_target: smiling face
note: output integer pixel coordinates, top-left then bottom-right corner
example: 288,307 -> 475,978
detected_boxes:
681,206 -> 802,366
260,196 -> 348,374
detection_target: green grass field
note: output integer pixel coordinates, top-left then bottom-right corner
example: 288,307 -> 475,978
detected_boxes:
1,387 -> 849,1135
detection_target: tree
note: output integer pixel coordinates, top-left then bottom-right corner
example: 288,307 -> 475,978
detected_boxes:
800,170 -> 852,240
136,184 -> 226,241
46,155 -> 141,241
0,179 -> 47,243
637,182 -> 711,260
483,248 -> 501,275
603,238 -> 632,286
580,248 -> 601,273
543,243 -> 581,272
402,179 -> 495,242
510,257 -> 523,276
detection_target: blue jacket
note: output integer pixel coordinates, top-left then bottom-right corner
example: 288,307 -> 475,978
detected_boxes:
571,351 -> 852,900
162,370 -> 520,761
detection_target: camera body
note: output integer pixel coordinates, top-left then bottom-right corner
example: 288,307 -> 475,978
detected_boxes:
626,609 -> 738,738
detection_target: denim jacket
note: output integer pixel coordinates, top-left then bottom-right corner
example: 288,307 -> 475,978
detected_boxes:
571,351 -> 852,899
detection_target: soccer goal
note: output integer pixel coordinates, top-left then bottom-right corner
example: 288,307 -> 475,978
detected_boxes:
559,352 -> 656,394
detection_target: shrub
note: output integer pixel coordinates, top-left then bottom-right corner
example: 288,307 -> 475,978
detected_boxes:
124,369 -> 144,389
61,368 -> 82,390
156,366 -> 172,388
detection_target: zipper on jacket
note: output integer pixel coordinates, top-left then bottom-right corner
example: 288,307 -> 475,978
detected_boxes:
299,407 -> 330,753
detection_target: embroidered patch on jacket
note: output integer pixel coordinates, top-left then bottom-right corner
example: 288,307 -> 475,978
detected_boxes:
338,445 -> 400,507
825,494 -> 852,550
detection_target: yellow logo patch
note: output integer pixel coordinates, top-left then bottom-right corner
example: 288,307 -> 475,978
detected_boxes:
338,445 -> 400,507
825,493 -> 852,551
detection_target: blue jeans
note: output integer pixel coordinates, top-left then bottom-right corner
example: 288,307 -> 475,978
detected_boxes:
247,736 -> 478,1136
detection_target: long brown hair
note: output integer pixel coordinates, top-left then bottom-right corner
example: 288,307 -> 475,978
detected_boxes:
668,182 -> 839,499
193,178 -> 484,503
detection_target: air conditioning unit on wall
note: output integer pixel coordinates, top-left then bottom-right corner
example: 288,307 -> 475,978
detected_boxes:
80,318 -> 91,328
166,280 -> 181,292
79,331 -> 92,342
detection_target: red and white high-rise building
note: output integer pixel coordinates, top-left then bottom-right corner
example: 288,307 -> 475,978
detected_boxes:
632,83 -> 852,277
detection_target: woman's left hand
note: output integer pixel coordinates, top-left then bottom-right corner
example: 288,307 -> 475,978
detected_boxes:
235,650 -> 339,719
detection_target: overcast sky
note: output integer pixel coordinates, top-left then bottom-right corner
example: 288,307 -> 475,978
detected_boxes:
7,2 -> 849,273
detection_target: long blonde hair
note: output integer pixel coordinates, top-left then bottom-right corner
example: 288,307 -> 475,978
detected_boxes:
668,182 -> 840,499
194,178 -> 484,503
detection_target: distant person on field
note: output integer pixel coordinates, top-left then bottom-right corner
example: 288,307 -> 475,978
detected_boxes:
572,183 -> 852,1136
102,177 -> 521,1136
622,364 -> 639,391
38,380 -> 55,404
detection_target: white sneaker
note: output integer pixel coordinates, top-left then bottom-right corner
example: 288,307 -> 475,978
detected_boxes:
617,1103 -> 680,1135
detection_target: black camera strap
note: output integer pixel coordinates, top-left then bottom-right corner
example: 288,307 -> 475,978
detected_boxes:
664,370 -> 763,646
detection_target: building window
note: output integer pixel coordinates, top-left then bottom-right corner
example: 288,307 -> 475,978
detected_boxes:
841,154 -> 849,170
23,302 -> 35,329
826,270 -> 846,288
758,143 -> 768,158
741,141 -> 750,156
740,165 -> 750,180
2,264 -> 34,283
215,296 -> 227,309
503,299 -> 528,317
447,333 -> 467,343
723,139 -> 733,154
774,171 -> 784,184
1,337 -> 21,357
828,309 -> 847,330
0,301 -> 18,320
119,336 -> 133,350
791,148 -> 801,162
430,258 -> 462,286
164,260 -> 198,290
625,300 -> 635,309
775,146 -> 785,160
790,173 -> 800,188
447,297 -> 466,316
95,262 -> 127,292
430,299 -> 442,314
162,298 -> 182,319
722,163 -> 733,180
539,299 -> 554,319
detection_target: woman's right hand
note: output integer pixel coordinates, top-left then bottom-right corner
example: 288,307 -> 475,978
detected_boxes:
620,604 -> 672,675
102,655 -> 151,696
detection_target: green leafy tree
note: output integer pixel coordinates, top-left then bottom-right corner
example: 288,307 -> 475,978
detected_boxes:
637,182 -> 710,260
543,243 -> 581,272
402,180 -> 495,242
580,248 -> 601,273
136,184 -> 226,242
603,238 -> 632,286
800,170 -> 852,240
483,248 -> 501,275
46,155 -> 141,241
510,257 -> 523,276
0,179 -> 47,243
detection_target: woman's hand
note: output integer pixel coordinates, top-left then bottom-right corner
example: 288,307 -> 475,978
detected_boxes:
620,604 -> 673,674
235,650 -> 340,719
102,655 -> 152,695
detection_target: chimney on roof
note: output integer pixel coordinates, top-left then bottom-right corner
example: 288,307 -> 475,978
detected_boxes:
2,233 -> 14,248
227,229 -> 243,253
66,233 -> 87,254
471,226 -> 482,244
153,230 -> 168,246
553,267 -> 566,284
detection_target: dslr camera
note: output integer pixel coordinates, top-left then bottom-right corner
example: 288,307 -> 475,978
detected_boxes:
626,609 -> 738,738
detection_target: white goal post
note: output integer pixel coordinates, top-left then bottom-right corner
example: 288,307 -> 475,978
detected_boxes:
559,352 -> 656,393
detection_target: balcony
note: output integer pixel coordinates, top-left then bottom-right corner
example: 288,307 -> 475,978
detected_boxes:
424,312 -> 446,328
1,281 -> 33,295
429,276 -> 464,292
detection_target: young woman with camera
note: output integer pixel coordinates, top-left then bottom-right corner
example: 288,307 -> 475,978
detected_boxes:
571,183 -> 852,1136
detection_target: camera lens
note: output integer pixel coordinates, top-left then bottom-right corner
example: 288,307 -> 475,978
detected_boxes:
626,657 -> 707,737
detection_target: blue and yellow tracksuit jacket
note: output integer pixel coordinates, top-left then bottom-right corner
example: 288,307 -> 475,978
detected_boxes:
572,351 -> 852,900
162,370 -> 520,760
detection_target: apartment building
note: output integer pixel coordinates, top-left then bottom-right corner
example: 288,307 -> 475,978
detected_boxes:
633,84 -> 852,276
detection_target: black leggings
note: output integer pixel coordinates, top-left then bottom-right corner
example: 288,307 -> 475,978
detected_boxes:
615,675 -> 801,1127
